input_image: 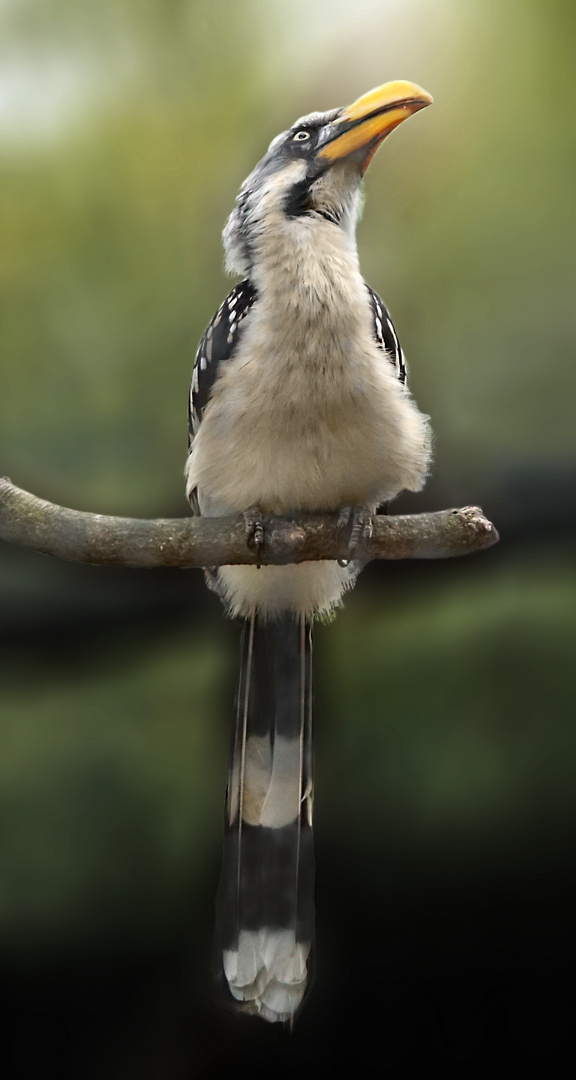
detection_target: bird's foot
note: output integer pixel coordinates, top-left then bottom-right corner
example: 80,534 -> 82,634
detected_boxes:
243,505 -> 265,568
337,505 -> 374,561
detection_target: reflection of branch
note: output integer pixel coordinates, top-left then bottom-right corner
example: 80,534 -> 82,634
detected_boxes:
0,477 -> 499,568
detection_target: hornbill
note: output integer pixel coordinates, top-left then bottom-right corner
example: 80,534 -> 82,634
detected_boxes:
185,81 -> 433,1022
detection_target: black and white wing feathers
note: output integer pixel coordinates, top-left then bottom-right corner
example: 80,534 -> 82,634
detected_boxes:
365,283 -> 407,385
365,284 -> 408,514
188,278 -> 257,517
188,278 -> 258,445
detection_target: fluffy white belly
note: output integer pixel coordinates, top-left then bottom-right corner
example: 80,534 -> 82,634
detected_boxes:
187,348 -> 430,517
185,283 -> 431,619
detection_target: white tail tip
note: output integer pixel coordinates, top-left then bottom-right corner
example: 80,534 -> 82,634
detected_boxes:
223,929 -> 310,1023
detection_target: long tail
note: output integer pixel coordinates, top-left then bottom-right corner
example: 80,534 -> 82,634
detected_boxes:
214,613 -> 314,1023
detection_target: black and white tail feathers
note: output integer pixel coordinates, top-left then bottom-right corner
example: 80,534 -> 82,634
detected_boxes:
214,615 -> 314,1023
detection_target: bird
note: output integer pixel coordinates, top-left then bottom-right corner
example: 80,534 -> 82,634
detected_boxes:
185,80 -> 433,1023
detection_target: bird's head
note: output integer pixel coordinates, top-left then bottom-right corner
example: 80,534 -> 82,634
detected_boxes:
223,80 -> 433,276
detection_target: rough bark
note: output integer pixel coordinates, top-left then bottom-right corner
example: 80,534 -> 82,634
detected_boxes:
0,477 -> 499,568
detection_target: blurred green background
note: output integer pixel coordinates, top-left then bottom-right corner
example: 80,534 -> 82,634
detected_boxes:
1,0 -> 575,1072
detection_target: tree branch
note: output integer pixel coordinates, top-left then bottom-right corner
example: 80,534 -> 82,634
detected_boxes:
0,477 -> 498,568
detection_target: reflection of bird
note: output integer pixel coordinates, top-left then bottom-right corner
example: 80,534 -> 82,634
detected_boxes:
185,81 -> 433,1022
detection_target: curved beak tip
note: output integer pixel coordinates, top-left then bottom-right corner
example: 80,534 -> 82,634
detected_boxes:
346,80 -> 434,116
318,80 -> 433,166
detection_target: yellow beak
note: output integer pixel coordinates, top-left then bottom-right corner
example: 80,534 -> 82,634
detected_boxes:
318,80 -> 433,170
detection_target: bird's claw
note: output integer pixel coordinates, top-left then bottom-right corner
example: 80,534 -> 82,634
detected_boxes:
338,504 -> 374,558
243,506 -> 265,567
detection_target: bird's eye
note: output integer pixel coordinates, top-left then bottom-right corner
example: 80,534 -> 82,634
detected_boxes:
293,130 -> 311,142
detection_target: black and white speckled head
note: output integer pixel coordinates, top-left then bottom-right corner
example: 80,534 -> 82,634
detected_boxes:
222,81 -> 433,276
